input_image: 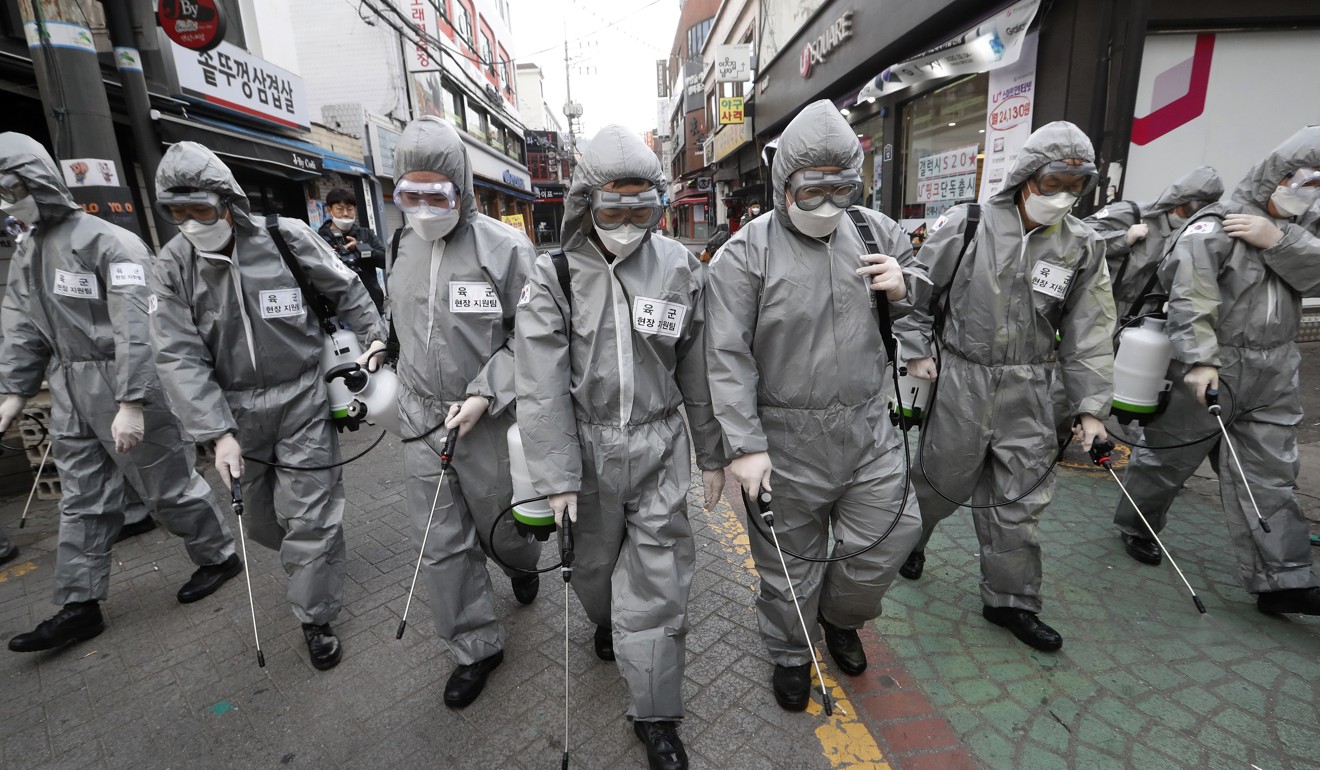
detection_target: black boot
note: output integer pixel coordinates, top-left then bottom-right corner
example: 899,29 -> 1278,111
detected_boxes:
443,649 -> 504,708
633,720 -> 688,770
511,573 -> 540,605
593,624 -> 615,661
771,663 -> 811,711
1257,586 -> 1320,616
1121,533 -> 1162,566
0,540 -> 17,568
898,550 -> 925,580
114,517 -> 157,543
982,606 -> 1062,651
819,614 -> 866,675
176,554 -> 243,604
8,602 -> 105,652
301,622 -> 342,670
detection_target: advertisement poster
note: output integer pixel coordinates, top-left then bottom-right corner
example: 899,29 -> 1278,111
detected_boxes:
978,33 -> 1038,202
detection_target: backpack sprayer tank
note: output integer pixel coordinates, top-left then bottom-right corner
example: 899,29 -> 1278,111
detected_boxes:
321,330 -> 362,430
1111,316 -> 1173,425
507,423 -> 556,541
887,343 -> 932,430
321,330 -> 401,434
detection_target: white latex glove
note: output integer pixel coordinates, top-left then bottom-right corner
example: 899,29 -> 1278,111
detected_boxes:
214,433 -> 244,481
702,468 -> 725,511
1124,223 -> 1149,246
730,451 -> 773,494
549,491 -> 578,525
906,357 -> 938,381
1184,365 -> 1220,405
1071,414 -> 1109,452
0,394 -> 27,434
444,395 -> 490,438
1223,213 -> 1284,249
111,402 -> 145,454
356,339 -> 388,372
856,254 -> 907,301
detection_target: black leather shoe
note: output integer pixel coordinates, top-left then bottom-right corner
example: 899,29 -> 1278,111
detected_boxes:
114,517 -> 157,543
593,624 -> 615,661
0,541 -> 17,568
1121,534 -> 1162,566
177,554 -> 243,604
982,606 -> 1063,651
633,720 -> 688,770
819,614 -> 867,675
1257,586 -> 1320,616
898,550 -> 925,580
9,602 -> 105,652
443,650 -> 504,708
771,663 -> 811,711
301,623 -> 343,670
512,573 -> 540,605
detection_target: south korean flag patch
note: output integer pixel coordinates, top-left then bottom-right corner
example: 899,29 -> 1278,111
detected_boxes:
1184,220 -> 1216,236
930,214 -> 949,233
517,280 -> 532,308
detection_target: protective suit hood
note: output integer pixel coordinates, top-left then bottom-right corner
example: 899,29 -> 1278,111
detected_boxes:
1143,165 -> 1224,217
991,121 -> 1095,205
770,100 -> 863,234
155,141 -> 255,229
1230,125 -> 1320,210
392,116 -> 478,223
561,124 -> 666,251
0,132 -> 81,221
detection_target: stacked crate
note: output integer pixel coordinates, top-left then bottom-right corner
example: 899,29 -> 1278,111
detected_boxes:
19,389 -> 60,501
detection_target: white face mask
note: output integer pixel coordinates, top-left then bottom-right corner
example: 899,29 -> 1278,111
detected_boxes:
787,201 -> 845,238
331,216 -> 356,230
597,224 -> 648,258
408,209 -> 459,241
1,196 -> 39,226
1022,191 -> 1079,226
1269,185 -> 1317,218
178,218 -> 234,252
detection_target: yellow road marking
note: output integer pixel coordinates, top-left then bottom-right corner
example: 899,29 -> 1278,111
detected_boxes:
707,497 -> 891,769
0,560 -> 38,583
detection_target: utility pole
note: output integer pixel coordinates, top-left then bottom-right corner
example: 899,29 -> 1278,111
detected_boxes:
21,0 -> 143,237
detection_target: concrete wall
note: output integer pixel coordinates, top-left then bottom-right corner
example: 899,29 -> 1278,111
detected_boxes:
286,0 -> 410,126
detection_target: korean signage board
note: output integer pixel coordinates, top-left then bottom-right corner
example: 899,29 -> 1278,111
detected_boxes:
656,60 -> 670,97
978,33 -> 1038,201
405,0 -> 440,72
718,96 -> 745,126
158,0 -> 227,52
799,11 -> 853,78
713,45 -> 753,83
170,40 -> 310,129
684,61 -> 704,113
712,121 -> 752,163
366,119 -> 401,178
916,143 -> 979,204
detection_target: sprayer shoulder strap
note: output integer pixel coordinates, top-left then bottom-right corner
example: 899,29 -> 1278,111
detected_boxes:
549,249 -> 571,313
845,208 -> 897,363
1127,209 -> 1226,321
385,228 -> 406,353
934,204 -> 981,338
266,214 -> 336,331
1109,201 -> 1145,290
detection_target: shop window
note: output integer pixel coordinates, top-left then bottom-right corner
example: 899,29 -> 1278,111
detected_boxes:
481,32 -> 495,77
454,2 -> 473,48
444,85 -> 466,131
490,124 -> 507,154
899,73 -> 989,222
470,107 -> 490,145
506,134 -> 524,164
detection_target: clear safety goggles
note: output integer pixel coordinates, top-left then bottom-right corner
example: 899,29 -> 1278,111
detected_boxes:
1284,166 -> 1320,192
0,173 -> 30,204
786,169 -> 863,211
155,190 -> 227,225
393,180 -> 459,215
589,188 -> 664,231
1031,161 -> 1100,197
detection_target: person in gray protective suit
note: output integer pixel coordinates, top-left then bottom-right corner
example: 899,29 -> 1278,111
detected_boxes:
894,121 -> 1116,652
0,133 -> 239,654
1084,165 -> 1224,319
358,116 -> 542,708
1111,126 -> 1320,615
149,142 -> 382,670
515,125 -> 726,770
705,100 -> 926,711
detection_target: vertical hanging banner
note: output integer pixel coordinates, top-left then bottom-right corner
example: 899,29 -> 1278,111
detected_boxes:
978,32 -> 1038,202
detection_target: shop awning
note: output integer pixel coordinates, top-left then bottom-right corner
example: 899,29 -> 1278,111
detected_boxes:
670,192 -> 708,206
855,0 -> 1040,104
474,178 -> 537,202
156,113 -> 372,179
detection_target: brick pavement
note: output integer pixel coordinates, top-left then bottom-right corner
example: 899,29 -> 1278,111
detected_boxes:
1,425 -> 1318,769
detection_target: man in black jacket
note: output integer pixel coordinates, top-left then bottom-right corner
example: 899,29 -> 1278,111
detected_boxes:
318,188 -> 386,310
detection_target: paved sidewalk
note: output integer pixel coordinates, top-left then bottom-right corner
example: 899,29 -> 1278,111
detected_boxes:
1,423 -> 1318,769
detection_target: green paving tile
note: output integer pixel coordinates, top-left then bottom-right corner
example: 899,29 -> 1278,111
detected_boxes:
1232,659 -> 1283,689
1130,742 -> 1187,770
1094,670 -> 1143,698
1267,650 -> 1320,681
945,707 -> 982,735
1278,720 -> 1320,758
1131,663 -> 1188,690
1196,723 -> 1247,761
1075,714 -> 1124,755
983,662 -> 1035,682
1073,744 -> 1126,770
1003,678 -> 1050,709
965,726 -> 1016,768
1090,697 -> 1148,735
979,698 -> 1032,735
951,677 -> 1001,706
916,633 -> 958,654
1144,725 -> 1205,767
1016,742 -> 1067,770
1027,714 -> 1071,754
1211,706 -> 1264,741
1201,644 -> 1247,663
1133,694 -> 1196,732
932,654 -> 982,680
1211,679 -> 1268,713
1044,669 -> 1097,700
1175,660 -> 1230,685
1171,685 -> 1220,715
1279,675 -> 1312,701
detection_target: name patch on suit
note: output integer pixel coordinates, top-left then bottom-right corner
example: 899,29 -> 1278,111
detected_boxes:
52,269 -> 97,299
260,288 -> 303,319
632,296 -> 686,338
1030,262 -> 1073,300
450,282 -> 502,313
109,263 -> 146,286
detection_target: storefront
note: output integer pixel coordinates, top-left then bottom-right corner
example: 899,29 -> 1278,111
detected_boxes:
465,135 -> 536,241
669,184 -> 711,241
709,119 -> 760,231
532,184 -> 566,245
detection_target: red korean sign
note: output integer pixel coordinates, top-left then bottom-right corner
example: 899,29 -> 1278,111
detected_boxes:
158,0 -> 227,52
